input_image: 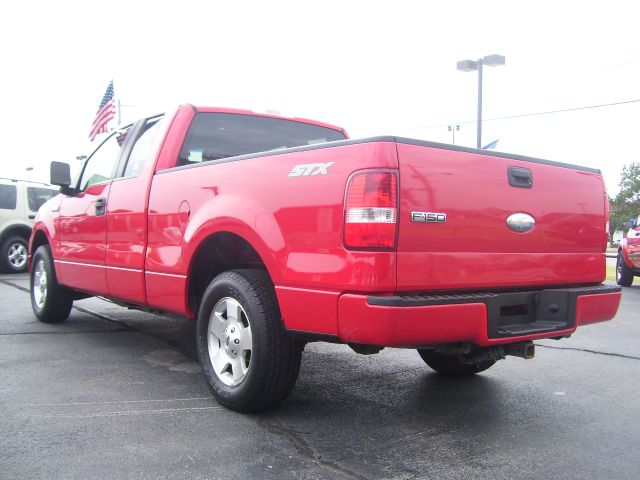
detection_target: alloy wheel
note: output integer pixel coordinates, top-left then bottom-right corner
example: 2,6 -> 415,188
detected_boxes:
8,242 -> 27,269
32,259 -> 48,309
207,297 -> 252,386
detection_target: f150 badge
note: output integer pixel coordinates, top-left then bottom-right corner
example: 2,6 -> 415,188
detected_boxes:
288,162 -> 334,177
411,212 -> 447,223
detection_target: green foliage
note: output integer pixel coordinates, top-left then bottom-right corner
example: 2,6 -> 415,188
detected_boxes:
618,163 -> 640,205
610,162 -> 640,236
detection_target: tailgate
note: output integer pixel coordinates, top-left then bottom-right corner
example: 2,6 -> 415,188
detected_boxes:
396,141 -> 606,291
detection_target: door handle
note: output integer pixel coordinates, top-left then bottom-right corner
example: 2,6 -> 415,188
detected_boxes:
95,197 -> 106,216
508,166 -> 533,188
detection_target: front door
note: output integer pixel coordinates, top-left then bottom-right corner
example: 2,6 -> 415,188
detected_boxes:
105,116 -> 166,304
56,130 -> 129,294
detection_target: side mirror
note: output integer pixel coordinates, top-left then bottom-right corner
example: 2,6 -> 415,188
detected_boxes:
50,161 -> 75,195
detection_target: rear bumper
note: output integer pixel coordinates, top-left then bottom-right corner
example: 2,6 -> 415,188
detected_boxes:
337,285 -> 621,347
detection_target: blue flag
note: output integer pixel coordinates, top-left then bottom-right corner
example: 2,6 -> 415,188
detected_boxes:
482,139 -> 499,150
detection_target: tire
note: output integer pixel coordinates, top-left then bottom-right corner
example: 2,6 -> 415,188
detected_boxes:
1,236 -> 29,273
616,252 -> 634,287
30,245 -> 73,323
417,349 -> 496,376
196,269 -> 303,412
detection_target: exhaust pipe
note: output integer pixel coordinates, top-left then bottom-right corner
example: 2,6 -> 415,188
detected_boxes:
504,341 -> 535,359
459,341 -> 535,365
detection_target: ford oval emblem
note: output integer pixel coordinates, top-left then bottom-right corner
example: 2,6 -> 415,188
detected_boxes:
506,213 -> 535,233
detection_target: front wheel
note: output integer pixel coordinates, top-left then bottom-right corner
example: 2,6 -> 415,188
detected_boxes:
616,252 -> 634,287
30,245 -> 73,323
417,349 -> 496,376
196,269 -> 303,412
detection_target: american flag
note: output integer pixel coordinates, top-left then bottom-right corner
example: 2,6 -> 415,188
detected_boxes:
88,81 -> 116,141
482,139 -> 499,150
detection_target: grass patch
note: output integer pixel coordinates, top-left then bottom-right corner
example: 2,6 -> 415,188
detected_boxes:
606,263 -> 617,282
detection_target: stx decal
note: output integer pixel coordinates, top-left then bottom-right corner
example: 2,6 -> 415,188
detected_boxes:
288,162 -> 335,177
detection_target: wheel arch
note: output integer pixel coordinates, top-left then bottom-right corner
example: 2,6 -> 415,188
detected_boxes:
618,241 -> 634,268
186,230 -> 275,315
1,223 -> 32,243
31,228 -> 50,253
28,228 -> 52,270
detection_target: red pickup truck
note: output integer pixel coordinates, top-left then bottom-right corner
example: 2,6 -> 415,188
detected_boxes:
30,105 -> 621,412
616,214 -> 640,286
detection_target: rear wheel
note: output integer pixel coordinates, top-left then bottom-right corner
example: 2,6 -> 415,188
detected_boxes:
417,349 -> 496,376
616,252 -> 634,287
1,236 -> 28,273
30,245 -> 73,323
196,269 -> 303,412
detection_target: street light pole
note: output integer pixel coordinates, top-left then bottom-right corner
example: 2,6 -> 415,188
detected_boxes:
447,124 -> 460,145
476,59 -> 483,149
457,54 -> 505,149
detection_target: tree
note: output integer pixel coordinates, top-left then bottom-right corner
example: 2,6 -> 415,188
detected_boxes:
610,162 -> 640,238
618,162 -> 640,203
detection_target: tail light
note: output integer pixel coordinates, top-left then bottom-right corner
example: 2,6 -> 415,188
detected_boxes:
344,170 -> 398,249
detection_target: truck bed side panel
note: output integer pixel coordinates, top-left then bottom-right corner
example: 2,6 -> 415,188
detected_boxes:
145,141 -> 399,325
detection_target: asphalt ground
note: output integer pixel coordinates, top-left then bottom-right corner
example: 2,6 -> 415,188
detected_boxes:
1,264 -> 639,480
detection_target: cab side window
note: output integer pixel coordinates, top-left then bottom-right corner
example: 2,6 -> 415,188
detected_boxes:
79,130 -> 129,190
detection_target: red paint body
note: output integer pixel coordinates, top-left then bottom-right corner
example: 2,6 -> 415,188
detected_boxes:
31,105 -> 620,349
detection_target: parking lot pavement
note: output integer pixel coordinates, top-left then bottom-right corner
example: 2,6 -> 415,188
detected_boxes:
1,274 -> 639,480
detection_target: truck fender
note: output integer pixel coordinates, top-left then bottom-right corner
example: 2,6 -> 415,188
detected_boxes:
183,193 -> 286,283
619,238 -> 634,268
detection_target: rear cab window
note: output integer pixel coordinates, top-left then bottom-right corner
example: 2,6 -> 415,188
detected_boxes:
177,113 -> 346,168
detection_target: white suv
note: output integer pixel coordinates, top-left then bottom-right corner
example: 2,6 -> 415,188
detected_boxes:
0,178 -> 58,273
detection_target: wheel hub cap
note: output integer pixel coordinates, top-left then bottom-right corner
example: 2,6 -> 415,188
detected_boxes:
223,324 -> 242,357
8,243 -> 27,269
32,259 -> 48,309
207,297 -> 252,386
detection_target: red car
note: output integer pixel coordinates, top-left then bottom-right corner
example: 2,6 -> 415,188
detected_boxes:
617,214 -> 640,286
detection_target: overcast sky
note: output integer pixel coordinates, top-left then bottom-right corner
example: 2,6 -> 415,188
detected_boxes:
1,0 -> 638,193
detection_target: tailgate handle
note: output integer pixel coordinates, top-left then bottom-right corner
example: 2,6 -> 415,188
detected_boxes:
508,166 -> 532,188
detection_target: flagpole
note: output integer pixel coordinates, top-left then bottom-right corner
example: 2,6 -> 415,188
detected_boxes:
117,99 -> 121,127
